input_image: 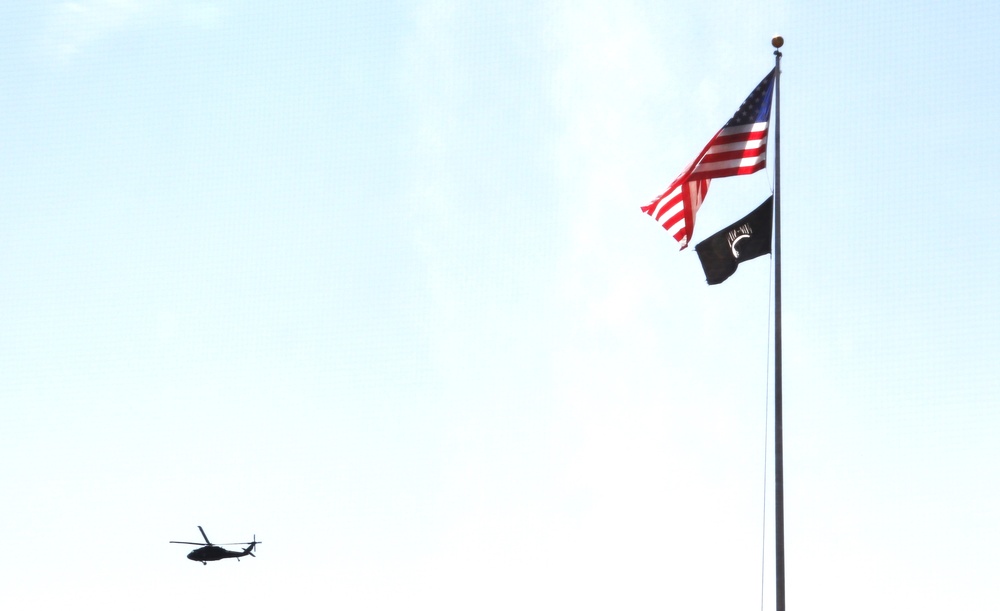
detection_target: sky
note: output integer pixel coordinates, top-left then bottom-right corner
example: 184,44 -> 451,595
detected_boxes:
2,1 -> 999,609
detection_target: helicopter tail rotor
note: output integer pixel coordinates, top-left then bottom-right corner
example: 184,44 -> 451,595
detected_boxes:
244,535 -> 260,557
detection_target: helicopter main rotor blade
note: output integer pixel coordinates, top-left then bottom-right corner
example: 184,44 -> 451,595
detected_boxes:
169,541 -> 206,545
198,526 -> 211,545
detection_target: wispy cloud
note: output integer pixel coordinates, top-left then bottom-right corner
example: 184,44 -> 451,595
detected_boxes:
45,0 -> 225,59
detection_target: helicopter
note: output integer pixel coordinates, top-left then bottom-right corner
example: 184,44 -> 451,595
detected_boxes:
170,526 -> 261,565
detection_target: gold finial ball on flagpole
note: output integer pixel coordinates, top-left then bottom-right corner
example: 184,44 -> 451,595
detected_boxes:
771,35 -> 784,48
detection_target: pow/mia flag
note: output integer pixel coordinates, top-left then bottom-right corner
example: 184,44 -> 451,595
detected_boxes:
695,196 -> 773,285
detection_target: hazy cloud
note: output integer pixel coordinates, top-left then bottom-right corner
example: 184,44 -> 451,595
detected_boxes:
46,0 -> 224,59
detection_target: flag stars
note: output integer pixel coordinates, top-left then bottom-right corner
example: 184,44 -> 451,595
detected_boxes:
723,71 -> 775,128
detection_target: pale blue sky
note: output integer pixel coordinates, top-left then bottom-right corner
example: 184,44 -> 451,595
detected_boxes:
2,1 -> 998,609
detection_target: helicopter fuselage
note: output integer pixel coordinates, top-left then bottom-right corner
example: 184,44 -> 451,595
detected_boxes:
186,545 -> 252,563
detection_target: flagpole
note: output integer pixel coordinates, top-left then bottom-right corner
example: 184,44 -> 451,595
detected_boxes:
770,35 -> 785,611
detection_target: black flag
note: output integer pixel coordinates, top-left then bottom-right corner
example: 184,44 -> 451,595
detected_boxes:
695,196 -> 773,285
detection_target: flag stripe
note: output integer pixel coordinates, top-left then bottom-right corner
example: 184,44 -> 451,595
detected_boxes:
690,158 -> 767,180
705,139 -> 768,155
699,154 -> 767,168
713,122 -> 769,136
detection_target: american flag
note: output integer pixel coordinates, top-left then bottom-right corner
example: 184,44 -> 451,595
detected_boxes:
642,69 -> 775,249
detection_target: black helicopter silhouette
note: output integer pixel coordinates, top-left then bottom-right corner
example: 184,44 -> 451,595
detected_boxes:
170,526 -> 260,565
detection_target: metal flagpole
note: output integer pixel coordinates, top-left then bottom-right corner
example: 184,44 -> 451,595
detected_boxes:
770,34 -> 785,611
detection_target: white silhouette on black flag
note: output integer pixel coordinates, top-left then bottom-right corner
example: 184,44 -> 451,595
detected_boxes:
695,196 -> 773,285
